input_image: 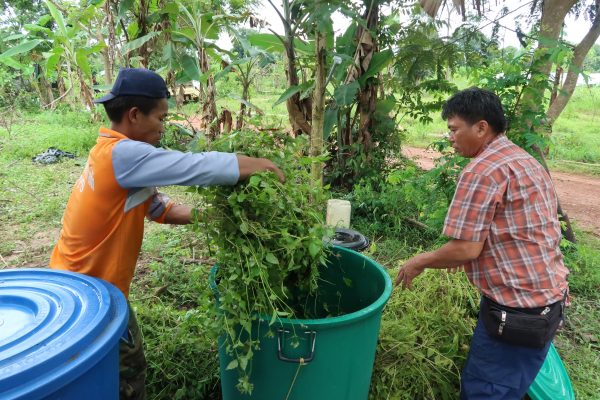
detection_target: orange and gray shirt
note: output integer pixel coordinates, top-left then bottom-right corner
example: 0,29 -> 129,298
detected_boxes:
50,127 -> 239,297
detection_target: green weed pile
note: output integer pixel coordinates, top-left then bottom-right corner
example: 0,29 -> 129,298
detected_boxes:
130,232 -> 221,400
195,130 -> 330,393
369,268 -> 479,400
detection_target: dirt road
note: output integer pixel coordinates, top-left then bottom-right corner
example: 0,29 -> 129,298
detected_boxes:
402,147 -> 600,237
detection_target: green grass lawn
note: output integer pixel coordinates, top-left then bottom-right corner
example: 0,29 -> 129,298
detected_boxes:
552,86 -> 600,164
1,102 -> 599,398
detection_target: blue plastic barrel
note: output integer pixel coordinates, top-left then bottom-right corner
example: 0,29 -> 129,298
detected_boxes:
0,268 -> 128,399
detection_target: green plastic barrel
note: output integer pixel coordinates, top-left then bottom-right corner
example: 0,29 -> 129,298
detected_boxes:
210,246 -> 393,400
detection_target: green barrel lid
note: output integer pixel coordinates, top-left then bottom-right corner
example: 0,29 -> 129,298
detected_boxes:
527,343 -> 575,400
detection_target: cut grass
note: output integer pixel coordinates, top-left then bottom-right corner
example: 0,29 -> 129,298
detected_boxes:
366,232 -> 600,400
554,298 -> 600,399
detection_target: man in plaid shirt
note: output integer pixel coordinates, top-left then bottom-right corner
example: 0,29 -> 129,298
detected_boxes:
396,88 -> 569,399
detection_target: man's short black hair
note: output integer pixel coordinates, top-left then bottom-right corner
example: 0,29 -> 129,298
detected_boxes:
441,87 -> 507,134
103,95 -> 163,122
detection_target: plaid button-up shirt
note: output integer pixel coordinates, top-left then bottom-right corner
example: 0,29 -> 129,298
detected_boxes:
443,134 -> 569,308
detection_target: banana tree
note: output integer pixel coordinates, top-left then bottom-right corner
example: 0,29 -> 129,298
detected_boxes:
171,0 -> 225,140
14,0 -> 105,116
223,28 -> 276,129
250,1 -> 392,187
263,0 -> 315,136
152,0 -> 184,109
100,0 -> 118,84
0,35 -> 41,80
116,0 -> 156,68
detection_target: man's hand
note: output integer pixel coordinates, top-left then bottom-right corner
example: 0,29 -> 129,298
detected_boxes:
237,155 -> 285,183
164,204 -> 194,224
394,239 -> 482,289
395,256 -> 426,289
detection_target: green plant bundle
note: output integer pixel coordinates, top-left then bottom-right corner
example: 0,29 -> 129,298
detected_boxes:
193,130 -> 331,393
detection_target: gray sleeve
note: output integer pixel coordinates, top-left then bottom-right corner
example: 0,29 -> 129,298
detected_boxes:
112,139 -> 240,188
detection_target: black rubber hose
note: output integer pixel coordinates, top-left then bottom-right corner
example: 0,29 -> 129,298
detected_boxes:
327,228 -> 370,252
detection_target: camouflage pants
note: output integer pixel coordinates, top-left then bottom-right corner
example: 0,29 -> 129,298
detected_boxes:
119,303 -> 147,400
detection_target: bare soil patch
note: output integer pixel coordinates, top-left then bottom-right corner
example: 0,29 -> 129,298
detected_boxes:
402,146 -> 600,237
1,227 -> 58,269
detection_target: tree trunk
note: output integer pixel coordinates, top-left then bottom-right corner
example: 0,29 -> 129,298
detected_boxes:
220,109 -> 232,133
546,13 -> 600,126
178,85 -> 185,107
284,40 -> 312,136
137,0 -> 150,68
199,47 -> 219,140
236,82 -> 249,130
77,68 -> 99,120
354,2 -> 379,158
310,28 -> 326,184
65,63 -> 79,108
32,65 -> 51,107
164,70 -> 181,110
158,5 -> 180,111
57,74 -> 66,99
518,0 -> 577,120
281,0 -> 312,136
41,73 -> 54,106
31,80 -> 47,108
100,39 -> 113,85
549,65 -> 562,106
103,0 -> 116,83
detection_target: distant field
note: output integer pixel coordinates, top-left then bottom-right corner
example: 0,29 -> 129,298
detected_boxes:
402,84 -> 600,168
552,85 -> 600,164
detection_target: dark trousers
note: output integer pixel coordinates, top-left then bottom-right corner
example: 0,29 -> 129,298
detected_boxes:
460,312 -> 552,399
119,303 -> 147,400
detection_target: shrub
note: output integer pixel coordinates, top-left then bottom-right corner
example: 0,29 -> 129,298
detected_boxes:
348,163 -> 452,245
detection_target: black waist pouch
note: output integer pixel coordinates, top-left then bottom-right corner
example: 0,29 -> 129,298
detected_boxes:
480,295 -> 564,348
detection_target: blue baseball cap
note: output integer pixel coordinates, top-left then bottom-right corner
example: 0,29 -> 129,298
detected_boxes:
94,68 -> 170,103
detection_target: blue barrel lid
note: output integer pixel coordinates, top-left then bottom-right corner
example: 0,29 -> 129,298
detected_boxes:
0,268 -> 128,399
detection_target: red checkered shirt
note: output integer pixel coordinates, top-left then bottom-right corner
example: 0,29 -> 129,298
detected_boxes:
443,134 -> 569,308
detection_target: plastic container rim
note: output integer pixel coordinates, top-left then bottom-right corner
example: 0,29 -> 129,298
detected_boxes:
209,245 -> 393,328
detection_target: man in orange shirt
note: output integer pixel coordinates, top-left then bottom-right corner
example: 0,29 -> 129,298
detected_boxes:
396,88 -> 568,399
50,68 -> 284,399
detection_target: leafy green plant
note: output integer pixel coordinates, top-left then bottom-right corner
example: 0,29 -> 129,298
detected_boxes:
348,157 -> 458,244
219,28 -> 276,129
193,130 -> 331,393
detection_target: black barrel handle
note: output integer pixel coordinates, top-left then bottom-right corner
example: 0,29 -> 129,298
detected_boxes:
277,329 -> 317,364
